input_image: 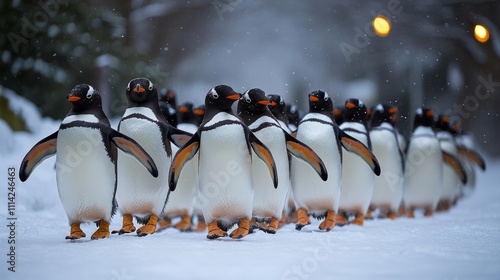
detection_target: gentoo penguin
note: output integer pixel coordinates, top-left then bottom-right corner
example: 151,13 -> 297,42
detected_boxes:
20,84 -> 158,240
451,122 -> 486,197
160,102 -> 199,231
403,108 -> 466,218
286,103 -> 301,133
158,88 -> 178,127
435,115 -> 461,211
114,78 -> 191,237
268,94 -> 292,133
191,104 -> 207,231
291,91 -> 380,231
169,85 -> 278,239
368,104 -> 404,219
237,88 -> 327,234
337,98 -> 376,226
267,94 -> 296,221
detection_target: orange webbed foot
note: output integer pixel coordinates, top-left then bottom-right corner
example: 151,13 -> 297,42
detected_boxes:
335,212 -> 348,227
174,215 -> 192,232
319,210 -> 336,231
91,220 -> 110,240
137,215 -> 158,237
207,221 -> 227,239
66,223 -> 86,240
111,214 -> 136,234
295,208 -> 311,231
229,218 -> 250,239
351,213 -> 364,226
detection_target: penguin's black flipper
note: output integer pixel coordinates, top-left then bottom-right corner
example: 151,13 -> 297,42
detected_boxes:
169,133 -> 200,191
457,145 -> 486,171
284,130 -> 328,181
248,131 -> 278,188
162,123 -> 193,148
109,130 -> 159,178
19,131 -> 58,182
442,150 -> 467,184
339,130 -> 381,176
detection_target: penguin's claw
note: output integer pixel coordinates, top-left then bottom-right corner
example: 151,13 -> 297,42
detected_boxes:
335,212 -> 348,227
318,210 -> 336,231
66,223 -> 86,240
207,221 -> 226,239
295,208 -> 311,231
111,224 -> 136,235
229,218 -> 250,239
174,215 -> 192,232
264,217 -> 279,234
91,220 -> 110,240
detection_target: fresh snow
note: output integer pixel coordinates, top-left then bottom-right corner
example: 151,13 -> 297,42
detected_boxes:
0,117 -> 499,280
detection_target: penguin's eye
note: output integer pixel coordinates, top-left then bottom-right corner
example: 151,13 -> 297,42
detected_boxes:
324,96 -> 329,101
148,80 -> 154,91
86,86 -> 95,99
86,92 -> 93,99
126,85 -> 130,91
245,96 -> 251,103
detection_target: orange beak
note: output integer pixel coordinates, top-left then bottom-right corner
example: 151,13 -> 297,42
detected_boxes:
269,101 -> 277,107
179,106 -> 188,113
258,100 -> 270,105
67,96 -> 81,102
226,94 -> 241,100
441,115 -> 449,123
346,102 -> 356,109
425,109 -> 434,117
333,108 -> 341,116
309,95 -> 319,102
133,86 -> 146,93
388,107 -> 398,114
194,109 -> 205,116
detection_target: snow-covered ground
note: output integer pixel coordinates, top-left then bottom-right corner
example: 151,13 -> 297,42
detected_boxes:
1,117 -> 499,280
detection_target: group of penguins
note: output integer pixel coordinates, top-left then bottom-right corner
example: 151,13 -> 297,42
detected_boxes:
19,78 -> 486,240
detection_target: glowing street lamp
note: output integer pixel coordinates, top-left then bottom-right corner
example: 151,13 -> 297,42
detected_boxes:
474,24 -> 489,43
373,15 -> 391,37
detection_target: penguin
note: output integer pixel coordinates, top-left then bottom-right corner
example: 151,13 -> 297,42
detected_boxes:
267,94 -> 296,222
291,91 -> 380,231
435,115 -> 462,211
451,122 -> 486,197
160,102 -> 199,231
169,85 -> 278,240
158,88 -> 178,127
19,84 -> 158,240
332,106 -> 344,126
267,94 -> 292,133
286,103 -> 301,133
368,104 -> 404,219
113,78 -> 191,237
237,88 -> 327,234
337,98 -> 376,226
191,104 -> 207,231
403,108 -> 466,218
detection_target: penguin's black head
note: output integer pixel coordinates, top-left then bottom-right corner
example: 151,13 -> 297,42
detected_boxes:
126,78 -> 158,105
369,104 -> 398,128
267,94 -> 285,115
205,85 -> 241,111
286,104 -> 300,126
308,90 -> 333,116
413,107 -> 436,129
178,102 -> 196,124
193,105 -> 205,125
238,88 -> 269,116
66,84 -> 101,112
344,98 -> 368,124
333,106 -> 344,125
435,114 -> 452,132
159,88 -> 177,106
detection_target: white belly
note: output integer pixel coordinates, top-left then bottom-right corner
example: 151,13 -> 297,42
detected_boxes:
403,136 -> 443,210
251,125 -> 289,220
439,138 -> 460,202
339,123 -> 374,214
163,144 -> 197,217
198,123 -> 253,224
55,127 -> 115,224
291,114 -> 341,216
369,128 -> 404,212
116,118 -> 170,217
